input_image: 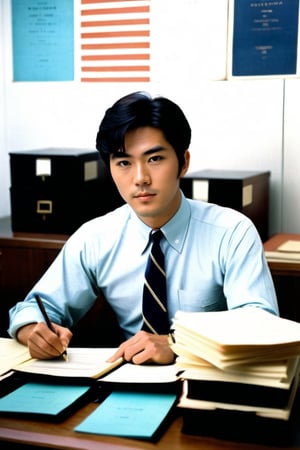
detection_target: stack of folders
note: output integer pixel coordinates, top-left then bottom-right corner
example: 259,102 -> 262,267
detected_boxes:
265,239 -> 300,263
170,307 -> 300,446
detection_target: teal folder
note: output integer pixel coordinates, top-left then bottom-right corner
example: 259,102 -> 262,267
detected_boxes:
0,382 -> 93,422
75,391 -> 178,441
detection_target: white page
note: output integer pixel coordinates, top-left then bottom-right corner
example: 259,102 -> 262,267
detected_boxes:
0,338 -> 31,376
173,308 -> 300,347
101,362 -> 178,384
278,240 -> 300,253
14,347 -> 123,379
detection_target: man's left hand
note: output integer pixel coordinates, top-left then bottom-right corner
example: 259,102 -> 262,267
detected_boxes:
107,330 -> 175,365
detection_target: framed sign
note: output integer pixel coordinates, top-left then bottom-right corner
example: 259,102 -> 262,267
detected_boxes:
228,0 -> 300,78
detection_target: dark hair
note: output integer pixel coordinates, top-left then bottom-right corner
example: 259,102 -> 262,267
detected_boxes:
96,91 -> 191,174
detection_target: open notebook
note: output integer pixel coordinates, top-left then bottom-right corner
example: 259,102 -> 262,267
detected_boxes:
0,339 -> 123,380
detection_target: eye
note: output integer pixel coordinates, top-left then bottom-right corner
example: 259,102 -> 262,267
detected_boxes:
149,154 -> 163,163
116,159 -> 131,168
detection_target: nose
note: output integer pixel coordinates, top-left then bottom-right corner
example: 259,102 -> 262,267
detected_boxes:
134,163 -> 151,185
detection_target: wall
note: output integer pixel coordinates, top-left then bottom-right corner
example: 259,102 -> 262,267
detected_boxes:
283,80 -> 300,232
0,0 -> 299,236
0,0 -> 8,218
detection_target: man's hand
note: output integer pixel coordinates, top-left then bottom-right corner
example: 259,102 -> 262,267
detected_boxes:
107,330 -> 175,365
16,322 -> 72,360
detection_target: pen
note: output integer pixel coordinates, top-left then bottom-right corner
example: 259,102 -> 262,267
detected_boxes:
168,329 -> 176,343
34,294 -> 68,361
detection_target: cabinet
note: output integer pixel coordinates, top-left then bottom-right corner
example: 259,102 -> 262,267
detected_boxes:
0,217 -> 123,346
180,169 -> 270,242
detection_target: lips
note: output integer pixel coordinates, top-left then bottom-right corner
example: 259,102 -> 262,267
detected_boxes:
134,191 -> 156,198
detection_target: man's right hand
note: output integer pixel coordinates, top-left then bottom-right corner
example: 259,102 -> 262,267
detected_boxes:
16,322 -> 72,359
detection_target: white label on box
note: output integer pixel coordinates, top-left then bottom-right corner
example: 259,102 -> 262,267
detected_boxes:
243,184 -> 253,207
192,180 -> 209,202
84,161 -> 98,181
36,158 -> 51,177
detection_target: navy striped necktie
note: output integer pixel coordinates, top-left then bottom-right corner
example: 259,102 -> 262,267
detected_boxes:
142,229 -> 169,334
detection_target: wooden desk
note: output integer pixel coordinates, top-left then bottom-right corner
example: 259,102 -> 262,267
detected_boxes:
264,233 -> 300,276
264,233 -> 300,322
0,399 -> 297,450
1,228 -> 300,448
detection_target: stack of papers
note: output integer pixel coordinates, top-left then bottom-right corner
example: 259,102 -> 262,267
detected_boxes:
265,239 -> 300,262
100,362 -> 180,394
171,307 -> 300,421
172,308 -> 300,369
0,338 -> 31,378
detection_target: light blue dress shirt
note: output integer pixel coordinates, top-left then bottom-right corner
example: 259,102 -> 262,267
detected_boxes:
8,194 -> 278,339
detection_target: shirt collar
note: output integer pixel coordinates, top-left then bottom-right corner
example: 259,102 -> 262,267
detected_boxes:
161,192 -> 190,253
129,192 -> 191,255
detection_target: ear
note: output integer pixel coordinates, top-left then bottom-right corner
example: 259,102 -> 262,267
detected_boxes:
180,150 -> 190,178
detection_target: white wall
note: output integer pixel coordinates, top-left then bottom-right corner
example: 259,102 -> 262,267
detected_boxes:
1,0 -> 299,236
283,80 -> 300,232
0,0 -> 8,217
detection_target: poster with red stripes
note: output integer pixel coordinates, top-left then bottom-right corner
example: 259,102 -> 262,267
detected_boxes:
80,0 -> 150,82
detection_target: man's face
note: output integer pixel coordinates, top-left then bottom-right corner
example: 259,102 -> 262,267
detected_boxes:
110,126 -> 190,229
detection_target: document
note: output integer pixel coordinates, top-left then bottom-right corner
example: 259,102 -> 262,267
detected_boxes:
265,252 -> 300,262
0,382 -> 92,421
178,373 -> 299,421
100,362 -> 180,393
184,374 -> 297,409
75,391 -> 178,441
11,0 -> 74,81
0,338 -> 31,376
277,240 -> 300,253
177,357 -> 299,389
172,308 -> 300,369
228,0 -> 300,77
101,362 -> 178,383
14,347 -> 123,379
265,240 -> 300,262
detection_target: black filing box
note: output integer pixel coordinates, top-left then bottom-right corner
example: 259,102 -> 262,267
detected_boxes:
180,169 -> 270,242
10,148 -> 124,234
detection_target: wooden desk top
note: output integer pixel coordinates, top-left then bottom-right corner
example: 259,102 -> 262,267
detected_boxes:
0,216 -> 68,249
264,233 -> 300,276
0,400 -> 295,450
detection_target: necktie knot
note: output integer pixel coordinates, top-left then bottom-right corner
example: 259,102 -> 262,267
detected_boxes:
151,229 -> 163,245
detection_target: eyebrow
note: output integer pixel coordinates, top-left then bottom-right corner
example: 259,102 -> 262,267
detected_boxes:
111,145 -> 166,159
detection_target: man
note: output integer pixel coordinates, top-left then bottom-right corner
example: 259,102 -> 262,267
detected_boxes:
8,92 -> 278,365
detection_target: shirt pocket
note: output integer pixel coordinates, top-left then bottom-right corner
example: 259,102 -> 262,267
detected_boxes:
177,287 -> 226,312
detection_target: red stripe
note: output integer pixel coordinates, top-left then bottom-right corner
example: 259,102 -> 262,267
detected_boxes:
81,76 -> 150,82
82,54 -> 149,61
81,42 -> 149,49
81,18 -> 149,27
81,30 -> 149,38
82,65 -> 150,72
81,6 -> 149,16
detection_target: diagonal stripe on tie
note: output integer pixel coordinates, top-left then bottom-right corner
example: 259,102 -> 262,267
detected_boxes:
142,229 -> 169,335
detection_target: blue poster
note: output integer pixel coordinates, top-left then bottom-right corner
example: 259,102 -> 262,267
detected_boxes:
12,0 -> 74,81
232,0 -> 299,76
